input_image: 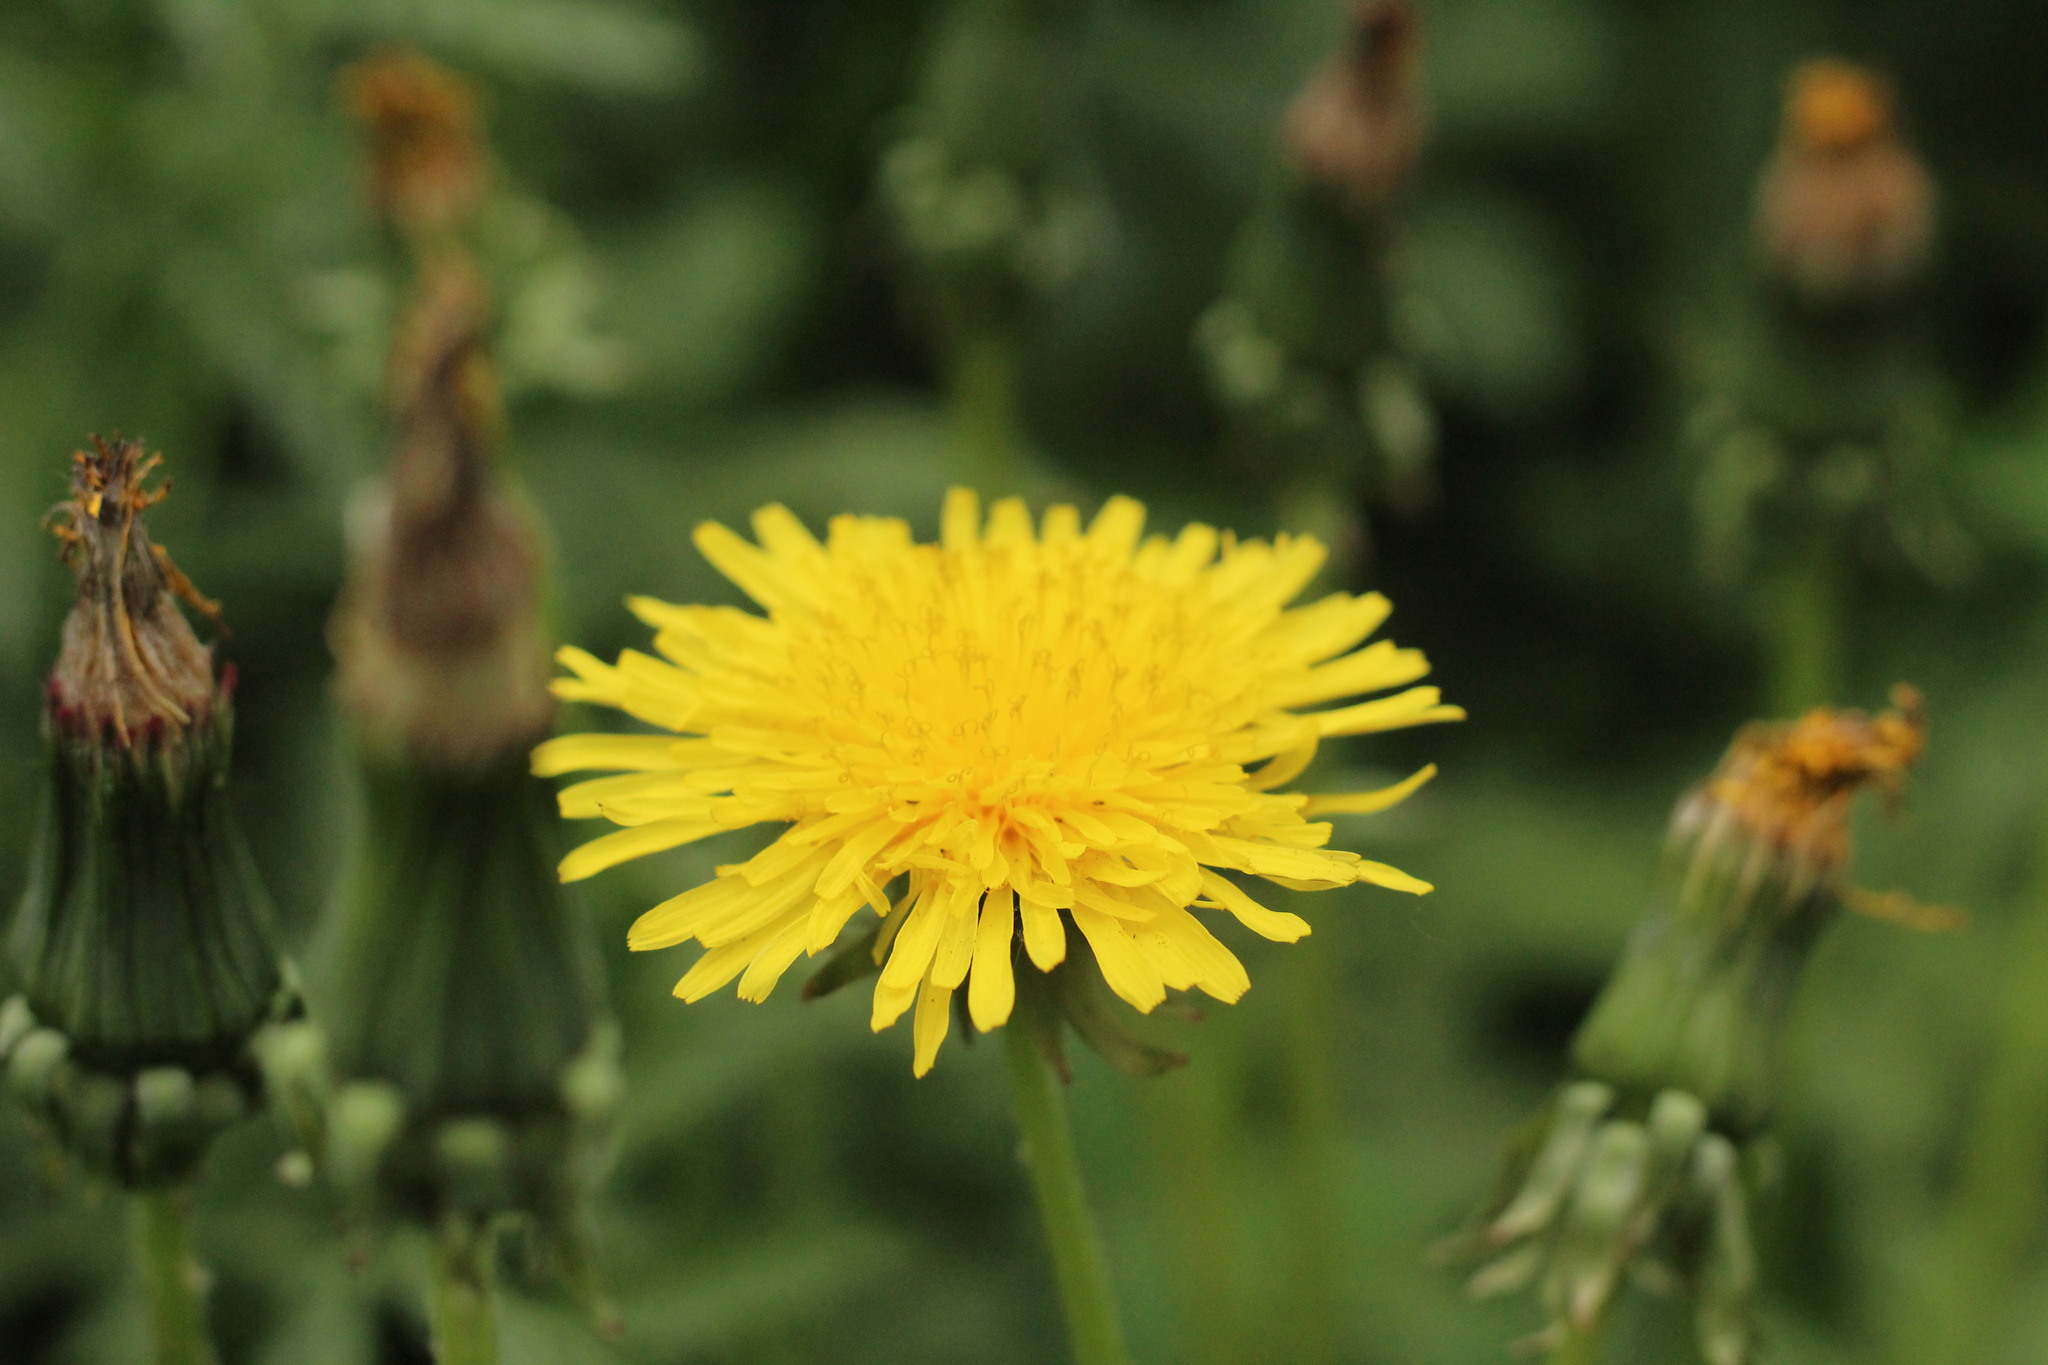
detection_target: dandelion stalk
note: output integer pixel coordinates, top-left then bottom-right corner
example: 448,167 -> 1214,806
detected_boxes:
942,300 -> 1022,497
429,1218 -> 501,1365
1761,530 -> 1843,715
137,1189 -> 219,1365
1005,1019 -> 1134,1365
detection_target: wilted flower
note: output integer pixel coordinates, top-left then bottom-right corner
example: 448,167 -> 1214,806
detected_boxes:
1284,0 -> 1428,211
329,262 -> 549,766
314,70 -> 620,1345
1754,58 -> 1934,304
1449,688 -> 1947,1365
346,49 -> 488,237
539,490 -> 1460,1075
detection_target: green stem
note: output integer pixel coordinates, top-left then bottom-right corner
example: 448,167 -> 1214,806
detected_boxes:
429,1218 -> 500,1365
1004,1022 -> 1135,1365
136,1188 -> 219,1365
1279,924 -> 1344,1365
944,306 -> 1022,497
1761,533 -> 1842,716
1895,810 -> 2048,1365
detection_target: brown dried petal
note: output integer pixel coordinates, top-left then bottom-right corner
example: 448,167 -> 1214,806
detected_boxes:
46,438 -> 217,744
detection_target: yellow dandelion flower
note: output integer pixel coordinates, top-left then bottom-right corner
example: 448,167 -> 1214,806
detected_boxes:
534,489 -> 1462,1074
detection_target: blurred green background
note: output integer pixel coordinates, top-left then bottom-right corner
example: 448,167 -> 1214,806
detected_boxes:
5,0 -> 2048,1361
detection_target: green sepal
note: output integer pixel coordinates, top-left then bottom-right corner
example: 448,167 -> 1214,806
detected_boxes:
1052,938 -> 1187,1078
320,747 -> 602,1120
1570,828 -> 1837,1137
1449,1082 -> 1763,1365
318,743 -> 617,1264
801,923 -> 881,1001
1012,959 -> 1071,1083
0,989 -> 296,1188
1005,932 -> 1187,1081
10,708 -> 283,1072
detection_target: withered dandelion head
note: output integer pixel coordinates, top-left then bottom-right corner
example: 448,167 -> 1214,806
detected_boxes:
9,439 -> 287,1187
537,490 -> 1462,1074
46,437 -> 220,745
328,263 -> 548,765
1684,683 -> 1924,878
344,48 -> 486,234
1755,58 -> 1933,299
1283,0 -> 1427,210
1786,58 -> 1891,155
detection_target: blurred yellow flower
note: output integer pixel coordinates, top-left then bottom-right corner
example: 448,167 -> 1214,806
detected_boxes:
535,490 -> 1461,1074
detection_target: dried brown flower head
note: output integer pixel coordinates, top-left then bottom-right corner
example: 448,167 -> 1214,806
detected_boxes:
1687,683 -> 1924,876
1283,0 -> 1427,211
331,267 -> 550,764
382,265 -> 528,653
345,48 -> 486,235
1755,59 -> 1934,300
45,438 -> 220,744
1788,58 -> 1891,153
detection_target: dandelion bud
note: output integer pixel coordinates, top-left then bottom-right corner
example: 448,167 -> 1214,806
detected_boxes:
1754,59 -> 1934,306
1283,0 -> 1427,213
318,92 -> 616,1319
3,438 -> 295,1187
346,49 -> 487,240
1449,689 -> 1941,1363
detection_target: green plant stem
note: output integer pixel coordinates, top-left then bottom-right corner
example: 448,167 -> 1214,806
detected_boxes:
429,1219 -> 500,1365
136,1188 -> 219,1365
1279,923 -> 1344,1365
1895,811 -> 2048,1365
944,306 -> 1021,497
1762,533 -> 1842,716
1004,1022 -> 1135,1365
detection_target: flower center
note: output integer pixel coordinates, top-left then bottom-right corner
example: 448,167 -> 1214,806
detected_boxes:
784,540 -> 1255,818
